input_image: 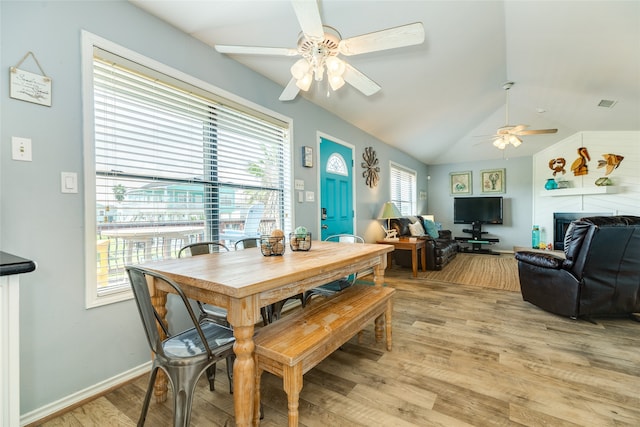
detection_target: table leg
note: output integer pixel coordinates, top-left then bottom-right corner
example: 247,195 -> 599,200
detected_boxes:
149,287 -> 168,403
411,247 -> 418,277
373,257 -> 387,287
420,244 -> 427,272
374,256 -> 388,343
232,324 -> 255,427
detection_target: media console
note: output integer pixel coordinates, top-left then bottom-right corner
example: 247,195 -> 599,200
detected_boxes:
454,222 -> 500,255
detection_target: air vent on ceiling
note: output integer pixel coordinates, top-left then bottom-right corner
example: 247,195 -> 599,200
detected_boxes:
597,99 -> 617,108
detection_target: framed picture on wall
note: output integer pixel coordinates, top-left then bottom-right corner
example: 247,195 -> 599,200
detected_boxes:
481,168 -> 506,193
450,171 -> 472,195
302,146 -> 313,168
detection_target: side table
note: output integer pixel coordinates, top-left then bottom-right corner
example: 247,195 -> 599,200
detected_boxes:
376,238 -> 426,277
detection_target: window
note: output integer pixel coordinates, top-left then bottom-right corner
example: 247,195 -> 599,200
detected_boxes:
83,33 -> 291,307
326,153 -> 348,176
390,162 -> 416,216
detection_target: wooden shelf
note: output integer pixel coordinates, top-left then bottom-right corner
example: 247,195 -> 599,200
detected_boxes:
539,186 -> 619,197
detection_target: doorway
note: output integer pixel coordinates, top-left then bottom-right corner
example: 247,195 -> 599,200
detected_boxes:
319,135 -> 354,241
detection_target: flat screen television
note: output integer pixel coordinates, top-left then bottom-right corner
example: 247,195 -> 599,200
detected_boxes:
454,196 -> 503,224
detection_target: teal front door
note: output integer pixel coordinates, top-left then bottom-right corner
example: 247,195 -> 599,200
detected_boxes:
319,137 -> 354,240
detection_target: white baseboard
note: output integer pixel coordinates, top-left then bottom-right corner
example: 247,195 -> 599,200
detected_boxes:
20,361 -> 151,426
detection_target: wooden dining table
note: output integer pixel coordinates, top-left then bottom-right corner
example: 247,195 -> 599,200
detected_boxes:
140,240 -> 394,426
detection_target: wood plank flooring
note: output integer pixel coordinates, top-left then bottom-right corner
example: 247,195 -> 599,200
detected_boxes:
35,255 -> 640,426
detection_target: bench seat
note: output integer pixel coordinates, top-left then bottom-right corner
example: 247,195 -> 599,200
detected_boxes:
253,284 -> 394,426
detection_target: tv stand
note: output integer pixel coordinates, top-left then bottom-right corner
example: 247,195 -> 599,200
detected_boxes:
455,222 -> 500,255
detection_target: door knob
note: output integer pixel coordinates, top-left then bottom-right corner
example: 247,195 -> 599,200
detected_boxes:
321,224 -> 328,229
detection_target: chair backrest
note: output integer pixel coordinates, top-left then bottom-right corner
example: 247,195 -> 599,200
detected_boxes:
324,234 -> 365,284
125,266 -> 211,357
235,237 -> 259,250
178,241 -> 229,258
242,204 -> 265,236
324,234 -> 365,244
563,216 -> 640,315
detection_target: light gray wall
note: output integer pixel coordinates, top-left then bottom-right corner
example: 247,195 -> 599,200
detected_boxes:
425,156 -> 534,252
0,0 -> 428,416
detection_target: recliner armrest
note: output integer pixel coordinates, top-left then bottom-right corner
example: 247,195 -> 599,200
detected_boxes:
515,251 -> 564,269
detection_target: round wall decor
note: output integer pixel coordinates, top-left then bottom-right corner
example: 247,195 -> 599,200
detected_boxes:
361,146 -> 380,188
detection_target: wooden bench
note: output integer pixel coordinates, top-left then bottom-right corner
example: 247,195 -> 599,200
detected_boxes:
252,284 -> 395,426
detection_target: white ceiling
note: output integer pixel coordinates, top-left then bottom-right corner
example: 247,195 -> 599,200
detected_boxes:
130,0 -> 640,165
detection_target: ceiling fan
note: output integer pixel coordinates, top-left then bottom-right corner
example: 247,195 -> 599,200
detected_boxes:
491,81 -> 558,150
214,0 -> 425,101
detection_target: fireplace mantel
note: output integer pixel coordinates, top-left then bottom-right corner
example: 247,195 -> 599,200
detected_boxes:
540,186 -> 619,197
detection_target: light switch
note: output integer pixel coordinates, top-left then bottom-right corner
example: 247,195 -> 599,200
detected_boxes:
61,172 -> 78,193
12,137 -> 32,161
305,191 -> 315,202
294,179 -> 305,190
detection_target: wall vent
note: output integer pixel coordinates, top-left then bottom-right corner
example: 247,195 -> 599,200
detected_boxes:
597,99 -> 617,108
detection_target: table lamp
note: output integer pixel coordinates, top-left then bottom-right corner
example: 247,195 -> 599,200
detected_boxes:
378,202 -> 401,240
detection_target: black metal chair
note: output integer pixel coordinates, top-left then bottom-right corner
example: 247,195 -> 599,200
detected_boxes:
234,237 -> 259,250
303,234 -> 365,305
125,266 -> 236,427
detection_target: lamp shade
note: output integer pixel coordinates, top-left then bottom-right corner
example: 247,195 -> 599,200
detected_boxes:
378,202 -> 401,220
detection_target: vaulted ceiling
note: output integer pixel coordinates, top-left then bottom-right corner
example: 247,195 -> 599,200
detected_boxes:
130,0 -> 640,165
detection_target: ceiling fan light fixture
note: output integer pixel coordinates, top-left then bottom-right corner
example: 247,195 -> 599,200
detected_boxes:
509,135 -> 522,147
328,74 -> 345,90
290,58 -> 310,80
325,56 -> 346,75
295,72 -> 313,91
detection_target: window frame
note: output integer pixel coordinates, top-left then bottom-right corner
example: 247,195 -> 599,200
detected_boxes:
389,161 -> 417,216
81,31 -> 293,308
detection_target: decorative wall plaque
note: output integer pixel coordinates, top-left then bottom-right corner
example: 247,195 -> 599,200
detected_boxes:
361,146 -> 379,188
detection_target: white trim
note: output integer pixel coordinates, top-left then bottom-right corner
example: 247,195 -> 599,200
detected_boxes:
20,361 -> 151,426
1,275 -> 20,427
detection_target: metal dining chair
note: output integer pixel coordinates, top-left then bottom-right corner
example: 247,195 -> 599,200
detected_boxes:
303,234 -> 365,305
178,241 -> 271,327
177,240 -> 272,393
234,237 -> 259,250
178,241 -> 230,326
125,266 -> 236,427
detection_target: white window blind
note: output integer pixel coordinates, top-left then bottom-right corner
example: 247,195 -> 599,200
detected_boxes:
390,162 -> 416,216
91,47 -> 291,299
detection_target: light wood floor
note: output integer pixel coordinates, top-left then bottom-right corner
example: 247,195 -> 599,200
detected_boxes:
36,254 -> 640,426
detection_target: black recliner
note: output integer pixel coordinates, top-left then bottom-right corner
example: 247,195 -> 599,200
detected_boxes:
515,216 -> 640,319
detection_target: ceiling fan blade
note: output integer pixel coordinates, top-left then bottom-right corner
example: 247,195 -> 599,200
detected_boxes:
215,45 -> 298,56
343,63 -> 381,96
292,0 -> 324,40
511,124 -> 528,133
496,126 -> 514,135
338,22 -> 425,56
517,129 -> 558,135
279,78 -> 301,101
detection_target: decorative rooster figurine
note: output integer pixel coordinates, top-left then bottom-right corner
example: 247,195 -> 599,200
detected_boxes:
571,147 -> 590,176
597,153 -> 624,175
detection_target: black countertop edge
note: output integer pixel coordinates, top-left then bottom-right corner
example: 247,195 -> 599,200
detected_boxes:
0,251 -> 37,276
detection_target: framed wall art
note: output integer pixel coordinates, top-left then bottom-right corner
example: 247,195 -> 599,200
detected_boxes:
480,168 -> 506,194
450,171 -> 472,195
302,146 -> 313,168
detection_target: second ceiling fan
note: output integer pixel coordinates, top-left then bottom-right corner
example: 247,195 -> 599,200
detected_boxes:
214,0 -> 425,101
492,81 -> 558,150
